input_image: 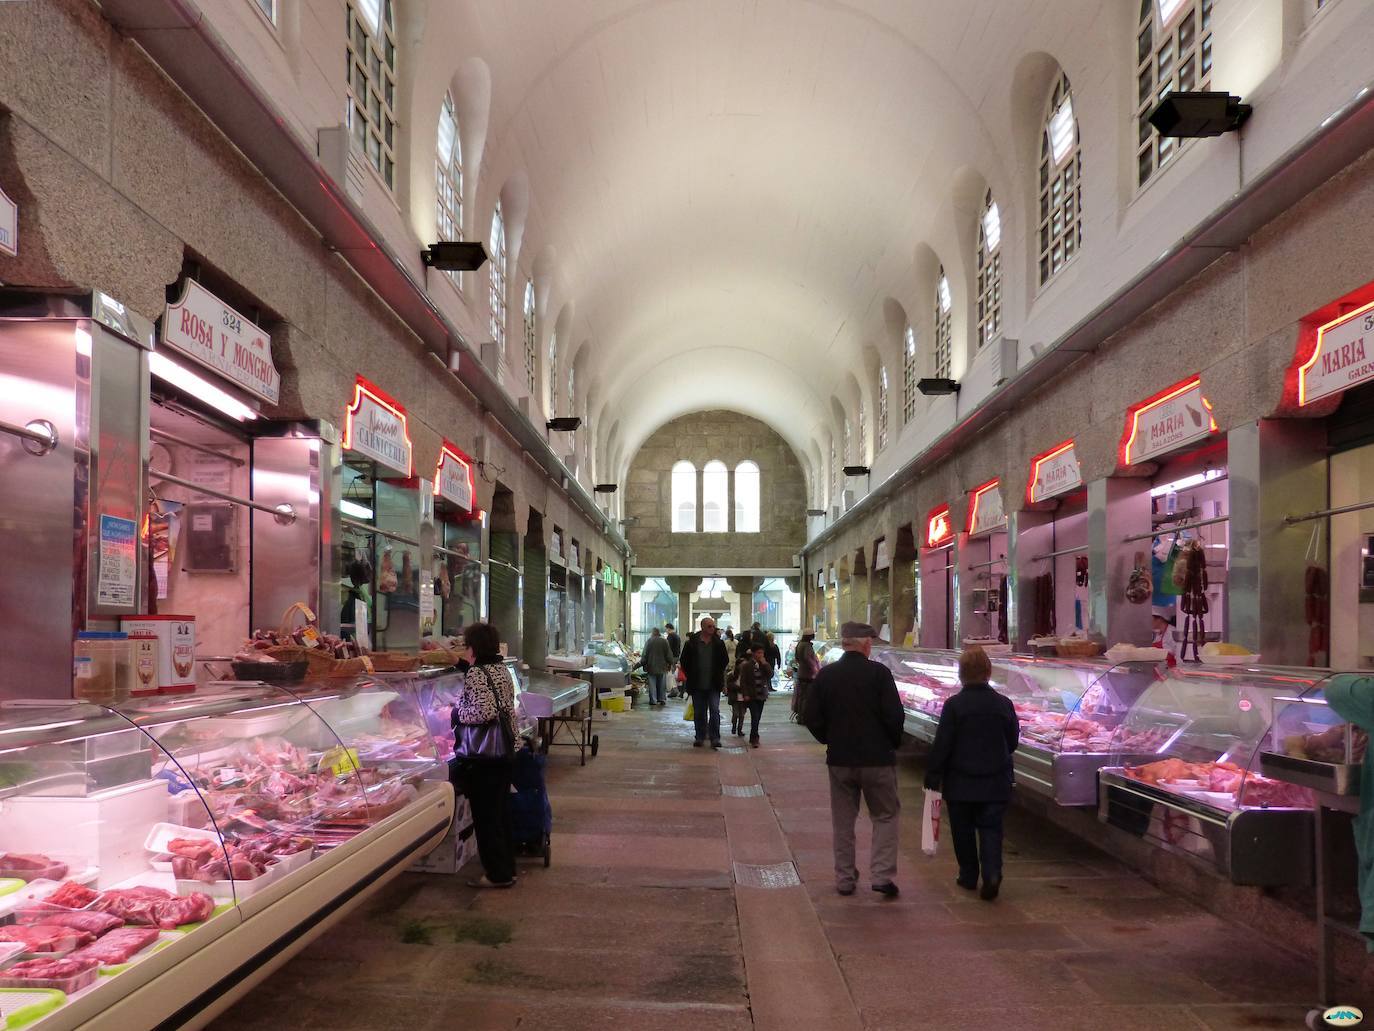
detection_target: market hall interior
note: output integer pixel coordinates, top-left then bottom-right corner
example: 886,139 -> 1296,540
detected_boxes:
2,0 -> 1374,1028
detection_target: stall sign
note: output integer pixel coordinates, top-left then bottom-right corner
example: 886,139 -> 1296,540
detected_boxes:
965,479 -> 1006,537
874,538 -> 890,571
1028,440 -> 1082,503
434,441 -> 475,511
925,504 -> 953,548
162,280 -> 280,405
1299,300 -> 1374,405
550,528 -> 563,558
1120,376 -> 1216,466
570,541 -> 580,568
342,377 -> 412,477
0,186 -> 17,257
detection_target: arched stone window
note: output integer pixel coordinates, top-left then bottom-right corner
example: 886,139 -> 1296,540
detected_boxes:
522,281 -> 537,395
977,190 -> 1002,348
345,0 -> 396,189
702,460 -> 728,533
902,326 -> 917,424
1136,0 -> 1213,187
734,461 -> 760,533
671,461 -> 697,533
934,266 -> 952,379
877,367 -> 889,451
1039,72 -> 1081,286
488,201 -> 507,351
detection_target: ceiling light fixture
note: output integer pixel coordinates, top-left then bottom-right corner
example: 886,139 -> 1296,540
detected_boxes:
806,508 -> 826,517
422,241 -> 489,271
917,377 -> 960,396
149,352 -> 259,421
1149,469 -> 1226,498
1148,91 -> 1252,139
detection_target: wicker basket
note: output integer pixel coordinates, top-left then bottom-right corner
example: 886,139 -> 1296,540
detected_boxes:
420,649 -> 464,668
264,644 -> 338,676
1055,639 -> 1102,659
367,652 -> 422,673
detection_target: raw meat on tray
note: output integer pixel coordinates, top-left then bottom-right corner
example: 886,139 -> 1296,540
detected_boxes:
69,926 -> 161,966
0,852 -> 68,882
0,954 -> 100,992
14,909 -> 124,934
93,887 -> 215,929
42,880 -> 99,910
0,924 -> 94,953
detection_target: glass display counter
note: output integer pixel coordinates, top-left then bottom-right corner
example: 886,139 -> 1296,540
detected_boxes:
1097,664 -> 1323,886
0,681 -> 454,1028
1258,674 -> 1369,796
583,638 -> 633,674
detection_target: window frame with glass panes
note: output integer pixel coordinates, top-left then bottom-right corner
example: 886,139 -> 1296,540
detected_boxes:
877,366 -> 890,451
934,266 -> 953,379
976,190 -> 1002,348
523,280 -> 537,396
902,325 -> 918,424
1038,72 -> 1081,286
345,0 -> 397,190
488,202 -> 507,353
1136,0 -> 1213,189
436,91 -> 463,287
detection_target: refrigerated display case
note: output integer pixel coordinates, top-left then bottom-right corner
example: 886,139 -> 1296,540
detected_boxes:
0,681 -> 453,1029
1258,677 -> 1369,795
1098,665 -> 1320,886
583,638 -> 633,674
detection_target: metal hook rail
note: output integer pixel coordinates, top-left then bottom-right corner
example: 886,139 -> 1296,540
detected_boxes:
151,470 -> 295,524
0,417 -> 58,457
1029,543 -> 1089,562
966,556 -> 1006,571
149,427 -> 246,466
1121,514 -> 1229,544
340,516 -> 419,548
1285,498 -> 1374,525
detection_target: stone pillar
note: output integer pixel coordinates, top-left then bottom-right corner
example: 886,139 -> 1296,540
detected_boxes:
726,576 -> 763,630
665,576 -> 698,634
1087,477 -> 1152,647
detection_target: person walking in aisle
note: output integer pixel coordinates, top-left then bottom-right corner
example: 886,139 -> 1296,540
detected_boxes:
734,642 -> 772,747
451,621 -> 519,889
678,616 -> 730,748
764,632 -> 783,691
633,627 -> 675,707
665,622 -> 683,698
923,645 -> 1020,901
806,621 -> 904,897
791,630 -> 819,723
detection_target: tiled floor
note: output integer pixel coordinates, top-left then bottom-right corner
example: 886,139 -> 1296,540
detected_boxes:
212,696 -> 1354,1030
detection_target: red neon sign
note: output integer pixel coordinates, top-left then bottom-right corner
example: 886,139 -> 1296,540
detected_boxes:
434,441 -> 475,512
342,376 -> 413,476
925,503 -> 953,548
1297,298 -> 1374,406
965,479 -> 1004,536
1119,375 -> 1216,466
1027,439 -> 1082,504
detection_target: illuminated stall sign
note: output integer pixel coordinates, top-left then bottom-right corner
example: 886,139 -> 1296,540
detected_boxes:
434,441 -> 475,511
1028,439 -> 1082,503
342,377 -> 413,477
0,185 -> 17,257
925,504 -> 953,548
965,479 -> 1006,537
1121,376 -> 1215,466
162,280 -> 280,405
1299,300 -> 1374,405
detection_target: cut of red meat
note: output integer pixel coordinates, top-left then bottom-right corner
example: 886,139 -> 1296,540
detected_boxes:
93,887 -> 215,928
15,909 -> 124,934
69,926 -> 160,966
44,881 -> 99,910
0,924 -> 94,952
0,955 -> 98,978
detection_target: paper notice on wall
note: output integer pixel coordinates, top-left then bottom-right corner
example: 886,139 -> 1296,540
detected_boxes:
354,599 -> 372,652
187,452 -> 233,495
420,580 -> 436,635
97,514 -> 137,608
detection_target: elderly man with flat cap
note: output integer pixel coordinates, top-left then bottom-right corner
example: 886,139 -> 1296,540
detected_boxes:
805,620 -> 905,897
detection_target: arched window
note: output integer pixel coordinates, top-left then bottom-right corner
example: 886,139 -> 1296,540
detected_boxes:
902,325 -> 917,424
488,202 -> 507,351
702,460 -> 728,532
522,281 -> 537,395
567,365 -> 576,416
734,461 -> 760,533
829,440 -> 838,505
934,266 -> 952,379
671,461 -> 697,533
345,0 -> 396,189
842,419 -> 852,465
877,367 -> 889,451
547,332 -> 558,415
1039,72 -> 1081,286
1137,0 -> 1212,187
857,400 -> 867,462
436,92 -> 462,268
977,191 -> 1002,349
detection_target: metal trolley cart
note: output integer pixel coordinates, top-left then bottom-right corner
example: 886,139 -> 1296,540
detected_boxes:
521,671 -> 598,765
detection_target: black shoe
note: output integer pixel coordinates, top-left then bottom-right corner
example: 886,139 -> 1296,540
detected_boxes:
871,882 -> 899,898
979,878 -> 1001,901
693,739 -> 704,748
955,877 -> 978,892
711,740 -> 722,749
837,885 -> 855,896
750,738 -> 760,748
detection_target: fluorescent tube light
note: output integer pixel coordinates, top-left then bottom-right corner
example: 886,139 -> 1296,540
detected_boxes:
340,499 -> 374,520
149,352 -> 258,421
1149,469 -> 1225,497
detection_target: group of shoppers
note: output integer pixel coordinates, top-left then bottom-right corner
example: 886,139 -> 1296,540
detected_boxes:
808,627 -> 1018,901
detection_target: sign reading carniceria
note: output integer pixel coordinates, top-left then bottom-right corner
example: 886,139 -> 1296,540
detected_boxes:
162,280 -> 280,405
342,377 -> 412,477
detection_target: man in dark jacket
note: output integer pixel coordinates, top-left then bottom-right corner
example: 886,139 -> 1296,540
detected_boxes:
807,621 -> 905,897
632,627 -> 675,707
924,646 -> 1020,900
678,616 -> 730,748
665,623 -> 683,698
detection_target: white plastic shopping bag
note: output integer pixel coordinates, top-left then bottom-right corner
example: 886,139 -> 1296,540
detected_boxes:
921,788 -> 943,856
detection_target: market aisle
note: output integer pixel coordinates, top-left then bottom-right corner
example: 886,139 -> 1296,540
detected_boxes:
212,698 -> 1321,1031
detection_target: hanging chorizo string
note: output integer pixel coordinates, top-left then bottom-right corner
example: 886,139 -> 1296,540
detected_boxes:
1177,540 -> 1208,662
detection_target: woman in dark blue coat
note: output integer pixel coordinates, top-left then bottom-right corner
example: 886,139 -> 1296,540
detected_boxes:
923,646 -> 1019,900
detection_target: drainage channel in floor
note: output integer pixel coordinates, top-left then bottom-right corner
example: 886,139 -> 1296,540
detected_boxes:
733,861 -> 802,889
720,746 -> 747,754
721,783 -> 764,797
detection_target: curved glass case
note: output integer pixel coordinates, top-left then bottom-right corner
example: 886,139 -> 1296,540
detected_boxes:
0,678 -> 450,1018
583,638 -> 631,673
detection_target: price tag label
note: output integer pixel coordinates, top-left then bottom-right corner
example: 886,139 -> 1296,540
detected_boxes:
320,746 -> 361,777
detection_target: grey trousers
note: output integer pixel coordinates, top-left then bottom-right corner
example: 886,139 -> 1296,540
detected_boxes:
828,764 -> 900,889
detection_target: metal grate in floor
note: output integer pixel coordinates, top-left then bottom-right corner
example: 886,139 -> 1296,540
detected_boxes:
732,861 -> 801,889
721,746 -> 747,754
721,783 -> 764,797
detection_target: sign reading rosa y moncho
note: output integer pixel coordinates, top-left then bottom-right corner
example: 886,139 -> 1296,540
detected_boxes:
162,280 -> 279,405
435,442 -> 474,511
1028,440 -> 1082,503
1300,300 -> 1374,406
1121,376 -> 1215,466
343,377 -> 412,477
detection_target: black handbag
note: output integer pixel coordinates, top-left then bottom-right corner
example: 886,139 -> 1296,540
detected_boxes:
452,665 -> 515,762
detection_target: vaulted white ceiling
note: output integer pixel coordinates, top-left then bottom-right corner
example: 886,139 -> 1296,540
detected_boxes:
447,0 -> 1107,480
